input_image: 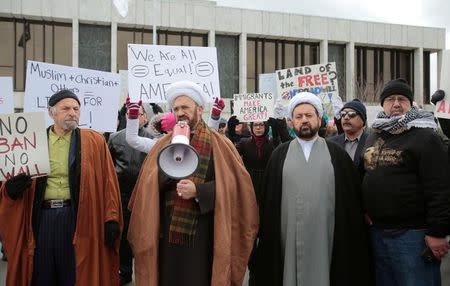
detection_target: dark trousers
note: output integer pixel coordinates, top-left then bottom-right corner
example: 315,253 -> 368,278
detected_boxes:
120,208 -> 133,280
31,206 -> 76,286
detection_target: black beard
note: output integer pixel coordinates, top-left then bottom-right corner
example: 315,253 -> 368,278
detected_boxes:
294,124 -> 319,139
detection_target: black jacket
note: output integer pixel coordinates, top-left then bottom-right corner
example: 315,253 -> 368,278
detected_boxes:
254,140 -> 372,286
328,130 -> 369,169
361,127 -> 450,237
108,127 -> 152,207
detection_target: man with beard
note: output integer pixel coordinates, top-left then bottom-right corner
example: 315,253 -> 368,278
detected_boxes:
362,79 -> 450,286
127,80 -> 258,286
254,92 -> 372,286
329,99 -> 369,169
0,90 -> 122,286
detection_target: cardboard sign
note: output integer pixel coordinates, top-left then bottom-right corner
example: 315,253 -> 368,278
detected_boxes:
0,77 -> 14,114
276,62 -> 342,118
0,112 -> 50,181
435,50 -> 450,119
24,61 -> 121,132
232,93 -> 274,122
127,44 -> 220,103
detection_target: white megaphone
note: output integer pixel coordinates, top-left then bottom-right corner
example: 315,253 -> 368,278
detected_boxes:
157,121 -> 199,179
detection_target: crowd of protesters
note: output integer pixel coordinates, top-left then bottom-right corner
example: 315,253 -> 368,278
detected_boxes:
0,78 -> 450,286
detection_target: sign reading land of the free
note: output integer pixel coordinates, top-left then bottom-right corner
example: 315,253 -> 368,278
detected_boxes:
24,61 -> 121,132
0,112 -> 50,181
435,50 -> 450,119
127,44 -> 220,103
0,77 -> 14,114
233,93 -> 274,122
276,62 -> 341,118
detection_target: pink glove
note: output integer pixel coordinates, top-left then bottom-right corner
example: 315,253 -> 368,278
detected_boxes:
211,97 -> 225,119
160,112 -> 176,132
126,96 -> 142,120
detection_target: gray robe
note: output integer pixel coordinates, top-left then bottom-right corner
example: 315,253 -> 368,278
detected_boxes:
281,138 -> 335,286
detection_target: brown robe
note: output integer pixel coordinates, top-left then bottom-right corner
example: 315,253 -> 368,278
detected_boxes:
128,129 -> 259,286
0,129 -> 123,286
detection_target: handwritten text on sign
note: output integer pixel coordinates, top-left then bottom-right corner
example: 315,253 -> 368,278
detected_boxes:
24,61 -> 121,132
0,112 -> 50,181
435,50 -> 450,119
233,93 -> 274,122
276,62 -> 341,117
127,44 -> 220,103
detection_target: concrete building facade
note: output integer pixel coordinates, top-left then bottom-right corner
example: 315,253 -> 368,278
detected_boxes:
0,0 -> 446,110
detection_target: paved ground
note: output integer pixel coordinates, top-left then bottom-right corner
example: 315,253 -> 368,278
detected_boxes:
0,245 -> 448,285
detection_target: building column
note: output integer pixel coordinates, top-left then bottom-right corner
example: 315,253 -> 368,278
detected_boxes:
111,21 -> 117,72
437,50 -> 444,88
239,32 -> 247,93
72,18 -> 79,67
208,30 -> 215,47
345,42 -> 355,101
414,47 -> 424,106
320,39 -> 328,64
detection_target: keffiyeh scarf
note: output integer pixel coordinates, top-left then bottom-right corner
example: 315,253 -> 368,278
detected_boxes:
372,106 -> 437,134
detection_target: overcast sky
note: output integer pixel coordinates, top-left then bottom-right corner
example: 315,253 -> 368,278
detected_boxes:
213,0 -> 450,90
215,0 -> 449,45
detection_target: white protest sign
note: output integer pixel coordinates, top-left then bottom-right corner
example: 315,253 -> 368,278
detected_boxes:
128,44 -> 220,103
0,77 -> 14,114
276,62 -> 342,118
435,50 -> 450,119
232,93 -> 274,122
24,61 -> 121,132
0,112 -> 50,181
259,73 -> 277,95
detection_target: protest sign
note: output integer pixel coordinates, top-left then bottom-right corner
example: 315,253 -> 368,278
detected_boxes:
0,77 -> 14,114
24,61 -> 121,132
435,50 -> 450,119
276,62 -> 343,118
0,112 -> 50,181
232,93 -> 274,122
127,44 -> 220,103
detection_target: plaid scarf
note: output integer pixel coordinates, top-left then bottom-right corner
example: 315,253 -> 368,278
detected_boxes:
167,119 -> 212,247
372,106 -> 437,134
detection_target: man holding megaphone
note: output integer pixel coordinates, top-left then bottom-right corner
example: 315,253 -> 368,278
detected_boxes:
128,80 -> 259,286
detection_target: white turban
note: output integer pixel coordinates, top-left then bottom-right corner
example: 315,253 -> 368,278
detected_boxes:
288,92 -> 323,119
165,80 -> 208,108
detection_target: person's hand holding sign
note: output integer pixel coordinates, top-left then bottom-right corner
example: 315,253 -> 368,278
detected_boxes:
5,173 -> 32,200
126,96 -> 142,120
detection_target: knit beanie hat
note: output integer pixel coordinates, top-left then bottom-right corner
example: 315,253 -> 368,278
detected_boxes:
48,89 -> 80,107
379,78 -> 413,106
341,99 -> 367,124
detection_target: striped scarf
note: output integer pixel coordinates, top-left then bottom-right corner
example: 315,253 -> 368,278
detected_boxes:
167,119 -> 212,247
372,106 -> 437,134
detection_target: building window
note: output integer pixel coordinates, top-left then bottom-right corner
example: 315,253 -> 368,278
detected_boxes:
328,44 -> 346,101
423,51 -> 430,104
117,27 -> 153,72
246,38 -> 319,93
157,30 -> 207,47
0,17 -> 72,91
216,35 -> 239,99
355,46 -> 414,102
79,24 -> 111,72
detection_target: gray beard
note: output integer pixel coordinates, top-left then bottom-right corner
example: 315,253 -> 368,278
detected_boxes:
63,121 -> 78,131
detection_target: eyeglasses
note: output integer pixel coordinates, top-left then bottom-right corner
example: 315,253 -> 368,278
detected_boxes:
340,111 -> 358,119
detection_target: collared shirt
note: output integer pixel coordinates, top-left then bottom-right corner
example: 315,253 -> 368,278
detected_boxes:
344,131 -> 363,161
45,129 -> 72,200
296,135 -> 319,162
